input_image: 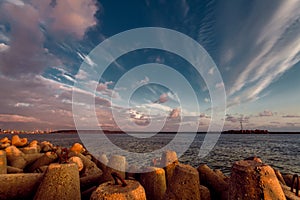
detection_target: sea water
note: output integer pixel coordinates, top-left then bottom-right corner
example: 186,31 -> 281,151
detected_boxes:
3,133 -> 300,174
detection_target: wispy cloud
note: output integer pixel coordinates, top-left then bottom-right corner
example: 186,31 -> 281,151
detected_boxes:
218,0 -> 300,107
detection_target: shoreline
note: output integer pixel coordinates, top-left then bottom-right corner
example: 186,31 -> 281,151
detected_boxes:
1,135 -> 299,199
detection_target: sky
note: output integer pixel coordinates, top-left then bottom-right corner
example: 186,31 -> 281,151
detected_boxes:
0,0 -> 299,131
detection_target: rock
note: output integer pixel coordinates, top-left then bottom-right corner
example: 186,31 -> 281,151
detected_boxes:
24,153 -> 44,166
69,152 -> 102,177
0,150 -> 7,174
160,150 -> 178,185
0,142 -> 10,149
126,165 -> 139,179
70,143 -> 85,154
90,180 -> 146,200
81,186 -> 97,200
0,137 -> 10,144
7,166 -> 23,173
20,146 -> 39,154
200,185 -> 211,200
0,173 -> 44,200
244,156 -> 263,163
40,141 -> 53,152
198,164 -> 228,200
214,169 -> 228,181
283,174 -> 300,190
0,137 -> 11,149
280,183 -> 300,200
28,140 -> 38,147
5,145 -> 27,169
92,153 -> 108,171
275,169 -> 286,185
229,160 -> 286,200
80,172 -> 103,191
139,166 -> 167,200
107,155 -> 126,179
68,156 -> 84,171
164,163 -> 200,200
27,151 -> 57,172
11,135 -> 28,147
34,163 -> 81,200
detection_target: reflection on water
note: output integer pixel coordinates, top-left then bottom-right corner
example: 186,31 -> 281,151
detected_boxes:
7,133 -> 300,174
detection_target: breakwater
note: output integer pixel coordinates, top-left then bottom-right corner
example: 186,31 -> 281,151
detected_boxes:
0,135 -> 300,199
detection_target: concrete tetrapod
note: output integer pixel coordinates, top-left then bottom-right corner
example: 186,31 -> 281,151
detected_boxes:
198,164 -> 228,199
139,166 -> 167,200
229,160 -> 286,200
0,150 -> 7,174
90,179 -> 146,200
0,173 -> 44,200
164,163 -> 201,200
34,163 -> 81,200
160,150 -> 178,185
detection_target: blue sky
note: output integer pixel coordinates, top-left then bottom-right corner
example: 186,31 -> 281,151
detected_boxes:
0,0 -> 299,131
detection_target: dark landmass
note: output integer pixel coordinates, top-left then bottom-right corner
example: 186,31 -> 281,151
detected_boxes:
49,130 -> 300,134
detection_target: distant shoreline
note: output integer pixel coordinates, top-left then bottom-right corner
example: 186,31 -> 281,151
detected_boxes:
1,130 -> 300,135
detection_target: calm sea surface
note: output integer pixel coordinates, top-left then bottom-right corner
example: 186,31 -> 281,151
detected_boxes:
3,133 -> 300,175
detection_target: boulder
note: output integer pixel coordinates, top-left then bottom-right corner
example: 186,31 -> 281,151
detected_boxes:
164,163 -> 200,200
198,164 -> 228,199
200,185 -> 211,200
5,145 -> 27,169
275,169 -> 286,185
0,137 -> 10,144
160,150 -> 178,185
7,166 -> 23,173
280,183 -> 300,200
69,152 -> 102,177
27,151 -> 57,172
68,156 -> 84,171
0,173 -> 43,200
139,166 -> 167,200
70,143 -> 85,154
0,150 -> 7,174
20,146 -> 40,154
11,135 -> 27,147
283,174 -> 300,190
34,163 -> 81,200
229,160 -> 286,200
40,141 -> 53,152
90,180 -> 146,200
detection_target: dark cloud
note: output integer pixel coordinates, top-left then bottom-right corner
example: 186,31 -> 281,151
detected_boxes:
282,115 -> 300,118
0,0 -> 98,77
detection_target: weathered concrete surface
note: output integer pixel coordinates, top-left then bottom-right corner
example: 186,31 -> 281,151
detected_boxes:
69,152 -> 102,177
160,150 -> 178,185
229,160 -> 286,200
0,173 -> 43,200
280,183 -> 300,200
283,174 -> 300,190
27,151 -> 57,172
90,180 -> 146,200
0,150 -> 7,174
139,166 -> 166,200
200,185 -> 211,200
198,164 -> 228,199
34,163 -> 80,200
164,163 -> 200,200
5,145 -> 27,169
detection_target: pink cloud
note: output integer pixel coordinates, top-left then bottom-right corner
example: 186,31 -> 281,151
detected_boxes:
0,114 -> 40,123
259,110 -> 273,117
154,93 -> 168,104
31,0 -> 98,39
169,108 -> 180,118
